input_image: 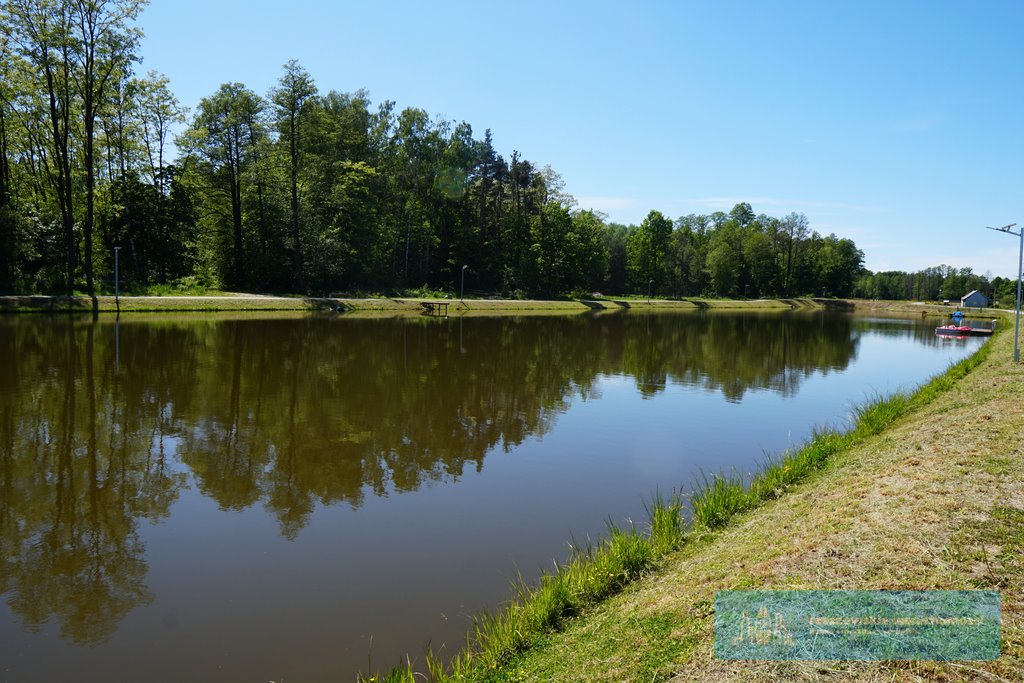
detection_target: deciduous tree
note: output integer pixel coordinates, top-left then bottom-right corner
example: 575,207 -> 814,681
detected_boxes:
270,60 -> 316,292
181,83 -> 267,289
70,0 -> 146,295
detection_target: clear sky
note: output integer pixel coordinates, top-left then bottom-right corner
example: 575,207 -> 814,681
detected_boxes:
138,0 -> 1023,275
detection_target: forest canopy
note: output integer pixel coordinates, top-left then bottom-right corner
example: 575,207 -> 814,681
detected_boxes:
0,1 -> 1003,302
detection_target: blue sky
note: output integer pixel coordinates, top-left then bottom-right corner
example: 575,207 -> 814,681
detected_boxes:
139,0 -> 1023,275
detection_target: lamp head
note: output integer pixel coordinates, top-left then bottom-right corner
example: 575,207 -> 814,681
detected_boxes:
986,223 -> 1017,233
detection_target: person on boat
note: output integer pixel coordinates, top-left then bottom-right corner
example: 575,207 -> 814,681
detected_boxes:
952,309 -> 964,326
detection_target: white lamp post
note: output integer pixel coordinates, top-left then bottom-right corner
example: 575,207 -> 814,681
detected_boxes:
114,246 -> 122,313
986,223 -> 1022,362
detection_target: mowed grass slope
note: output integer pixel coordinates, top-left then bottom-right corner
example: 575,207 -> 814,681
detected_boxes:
475,330 -> 1023,682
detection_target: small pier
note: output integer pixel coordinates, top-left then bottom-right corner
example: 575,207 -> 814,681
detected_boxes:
421,301 -> 450,316
935,322 -> 996,337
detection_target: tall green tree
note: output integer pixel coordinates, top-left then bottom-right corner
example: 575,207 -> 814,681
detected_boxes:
569,209 -> 609,293
812,234 -> 863,296
626,209 -> 672,294
742,228 -> 776,297
602,223 -> 629,294
270,59 -> 316,293
181,83 -> 267,289
669,214 -> 710,296
302,89 -> 380,290
70,0 -> 146,296
135,70 -> 185,192
3,0 -> 78,292
0,31 -> 16,291
705,220 -> 743,296
780,211 -> 809,295
529,201 -> 573,296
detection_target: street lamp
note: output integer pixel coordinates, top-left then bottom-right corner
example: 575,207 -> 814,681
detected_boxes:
113,246 -> 122,313
460,264 -> 468,301
985,223 -> 1022,362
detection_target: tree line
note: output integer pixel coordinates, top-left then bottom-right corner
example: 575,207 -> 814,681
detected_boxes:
3,0 -> 875,299
853,265 -> 1017,306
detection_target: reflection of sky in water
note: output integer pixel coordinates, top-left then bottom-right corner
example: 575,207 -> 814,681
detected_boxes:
0,315 -> 985,683
551,330 -> 980,498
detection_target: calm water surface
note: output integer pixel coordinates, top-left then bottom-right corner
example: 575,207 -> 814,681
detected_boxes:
0,311 -> 984,681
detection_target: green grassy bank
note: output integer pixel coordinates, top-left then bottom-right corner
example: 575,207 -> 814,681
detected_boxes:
849,298 -> 1009,319
367,326 -> 1022,682
2,294 -> 1009,319
0,294 -> 315,313
0,294 -> 803,314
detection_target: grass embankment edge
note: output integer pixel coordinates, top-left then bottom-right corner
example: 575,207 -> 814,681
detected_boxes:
3,295 -> 1010,318
848,298 -> 1008,319
0,295 -> 805,314
363,331 -> 997,682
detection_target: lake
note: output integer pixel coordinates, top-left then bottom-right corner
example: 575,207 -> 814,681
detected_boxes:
0,310 -> 984,681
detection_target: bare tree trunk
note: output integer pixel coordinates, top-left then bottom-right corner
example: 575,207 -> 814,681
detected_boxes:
230,166 -> 244,290
0,104 -> 9,207
84,105 -> 95,296
42,48 -> 77,294
289,108 -> 304,292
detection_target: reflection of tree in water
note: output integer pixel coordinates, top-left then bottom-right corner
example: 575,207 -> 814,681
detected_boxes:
0,312 -> 866,641
0,322 -> 185,645
620,313 -> 858,402
174,316 -> 607,537
168,314 -> 859,527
